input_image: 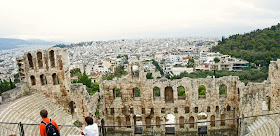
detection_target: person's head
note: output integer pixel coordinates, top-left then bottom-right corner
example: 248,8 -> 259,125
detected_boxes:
85,116 -> 93,125
40,109 -> 48,118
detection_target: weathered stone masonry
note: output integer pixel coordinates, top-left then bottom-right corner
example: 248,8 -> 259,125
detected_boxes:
100,60 -> 280,135
14,48 -> 280,135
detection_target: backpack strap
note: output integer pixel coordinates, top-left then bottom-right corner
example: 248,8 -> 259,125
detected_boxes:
41,121 -> 47,126
41,118 -> 52,126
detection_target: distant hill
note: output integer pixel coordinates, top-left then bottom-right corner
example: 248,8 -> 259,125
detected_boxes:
0,38 -> 59,50
212,23 -> 280,67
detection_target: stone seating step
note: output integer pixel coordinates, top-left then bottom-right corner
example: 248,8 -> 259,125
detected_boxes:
0,93 -> 82,135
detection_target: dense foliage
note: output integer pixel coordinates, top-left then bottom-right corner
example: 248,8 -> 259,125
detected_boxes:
198,85 -> 206,95
186,59 -> 194,68
133,87 -> 141,97
0,79 -> 18,96
103,65 -> 128,80
212,23 -> 280,67
170,68 -> 268,85
152,59 -> 164,75
219,84 -> 227,95
70,68 -> 81,77
72,72 -> 99,95
146,73 -> 153,79
153,87 -> 160,97
115,88 -> 121,97
177,86 -> 185,96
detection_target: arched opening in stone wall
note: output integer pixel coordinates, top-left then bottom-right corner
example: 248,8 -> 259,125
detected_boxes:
68,101 -> 77,120
132,65 -> 139,77
126,116 -> 131,128
116,116 -> 121,126
207,106 -> 211,112
166,114 -> 175,128
198,85 -> 206,98
40,74 -> 47,85
215,106 -> 219,112
165,86 -> 174,103
210,115 -> 215,127
219,84 -> 227,95
133,87 -> 140,98
27,53 -> 34,69
238,88 -> 240,101
265,96 -> 271,111
221,114 -> 225,126
49,50 -> 55,68
146,116 -> 151,128
37,51 -> 43,69
30,75 -> 36,85
189,116 -> 195,128
134,115 -> 142,131
185,106 -> 190,113
179,116 -> 184,128
153,87 -> 160,98
156,116 -> 160,128
113,88 -> 121,98
227,105 -> 231,111
52,73 -> 58,85
177,86 -> 185,100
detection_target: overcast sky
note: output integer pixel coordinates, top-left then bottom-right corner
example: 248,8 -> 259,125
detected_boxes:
0,0 -> 279,42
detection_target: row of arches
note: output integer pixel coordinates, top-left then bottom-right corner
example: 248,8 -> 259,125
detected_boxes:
30,73 -> 59,86
27,50 -> 55,69
113,114 -> 226,128
112,84 -> 228,102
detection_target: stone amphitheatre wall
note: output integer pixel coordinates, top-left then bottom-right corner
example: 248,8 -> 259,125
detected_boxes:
100,59 -> 280,135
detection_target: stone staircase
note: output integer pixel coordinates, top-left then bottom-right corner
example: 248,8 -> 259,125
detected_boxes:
245,110 -> 280,136
0,93 -> 82,136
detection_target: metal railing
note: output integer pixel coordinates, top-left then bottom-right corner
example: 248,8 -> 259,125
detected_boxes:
0,112 -> 279,136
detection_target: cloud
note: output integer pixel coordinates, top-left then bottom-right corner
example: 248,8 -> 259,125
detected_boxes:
0,0 -> 279,42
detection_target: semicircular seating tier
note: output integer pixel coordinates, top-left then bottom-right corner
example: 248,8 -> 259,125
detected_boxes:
245,108 -> 280,136
0,93 -> 82,136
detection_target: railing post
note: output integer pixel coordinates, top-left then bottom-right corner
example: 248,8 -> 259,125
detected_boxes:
101,119 -> 106,136
18,122 -> 25,136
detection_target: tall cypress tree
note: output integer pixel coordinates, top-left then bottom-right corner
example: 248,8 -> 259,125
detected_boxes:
9,78 -> 14,89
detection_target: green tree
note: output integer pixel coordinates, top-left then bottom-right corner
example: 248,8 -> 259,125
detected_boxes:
212,23 -> 280,67
70,68 -> 81,77
153,87 -> 160,97
133,87 -> 141,97
187,59 -> 194,68
152,59 -> 164,75
77,72 -> 92,88
177,86 -> 185,96
9,78 -> 16,89
146,73 -> 153,79
90,83 -> 100,95
115,88 -> 121,97
219,84 -> 227,95
198,85 -> 206,95
214,57 -> 220,63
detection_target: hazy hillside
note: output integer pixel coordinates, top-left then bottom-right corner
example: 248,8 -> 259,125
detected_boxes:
0,38 -> 59,50
212,23 -> 280,67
